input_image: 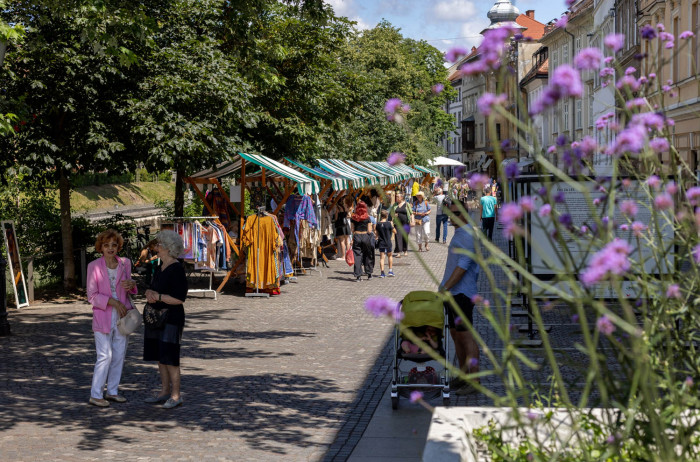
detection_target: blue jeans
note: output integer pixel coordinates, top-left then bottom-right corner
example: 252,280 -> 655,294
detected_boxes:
435,214 -> 449,242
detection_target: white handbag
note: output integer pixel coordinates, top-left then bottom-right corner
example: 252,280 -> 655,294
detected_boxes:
117,295 -> 142,336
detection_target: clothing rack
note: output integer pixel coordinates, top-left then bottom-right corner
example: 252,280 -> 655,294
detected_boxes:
161,216 -> 220,299
245,207 -> 270,298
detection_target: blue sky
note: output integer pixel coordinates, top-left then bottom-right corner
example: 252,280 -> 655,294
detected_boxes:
327,0 -> 568,52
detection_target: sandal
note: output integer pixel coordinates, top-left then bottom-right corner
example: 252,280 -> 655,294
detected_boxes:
418,245 -> 423,252
425,244 -> 430,251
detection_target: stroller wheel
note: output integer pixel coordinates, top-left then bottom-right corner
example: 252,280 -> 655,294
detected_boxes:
443,396 -> 450,407
391,396 -> 399,410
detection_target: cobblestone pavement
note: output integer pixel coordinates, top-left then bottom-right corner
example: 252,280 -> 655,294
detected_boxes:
0,211 -> 453,462
0,209 -> 617,461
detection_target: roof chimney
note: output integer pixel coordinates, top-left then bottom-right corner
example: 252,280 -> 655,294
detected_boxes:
472,46 -> 477,53
526,10 -> 535,19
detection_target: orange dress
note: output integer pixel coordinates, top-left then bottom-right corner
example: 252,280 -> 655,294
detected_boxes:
241,215 -> 280,291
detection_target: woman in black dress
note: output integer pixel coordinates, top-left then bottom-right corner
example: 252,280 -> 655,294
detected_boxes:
390,193 -> 413,257
143,230 -> 188,409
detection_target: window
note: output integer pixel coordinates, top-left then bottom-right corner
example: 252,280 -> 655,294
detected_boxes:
459,88 -> 462,101
479,123 -> 484,145
552,106 -> 559,133
563,43 -> 569,63
575,35 -> 581,54
563,102 -> 569,131
673,16 -> 680,80
496,123 -> 502,141
694,3 -> 700,75
588,93 -> 594,127
576,100 -> 582,129
552,50 -> 559,70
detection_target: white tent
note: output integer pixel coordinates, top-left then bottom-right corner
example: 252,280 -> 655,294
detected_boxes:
429,156 -> 465,167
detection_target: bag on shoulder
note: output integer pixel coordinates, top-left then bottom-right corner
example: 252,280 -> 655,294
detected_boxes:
143,303 -> 169,330
414,218 -> 423,226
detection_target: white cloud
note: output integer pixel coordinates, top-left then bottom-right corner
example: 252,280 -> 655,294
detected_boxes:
352,16 -> 372,31
460,20 -> 488,48
433,0 -> 477,22
326,0 -> 356,17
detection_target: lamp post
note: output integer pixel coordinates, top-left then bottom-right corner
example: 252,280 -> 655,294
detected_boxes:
0,257 -> 11,336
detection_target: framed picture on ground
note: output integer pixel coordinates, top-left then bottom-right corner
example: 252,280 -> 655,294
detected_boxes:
2,221 -> 29,308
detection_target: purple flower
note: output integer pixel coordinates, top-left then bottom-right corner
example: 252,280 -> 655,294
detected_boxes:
631,221 -> 647,237
445,47 -> 468,63
646,175 -> 661,189
554,191 -> 566,203
526,410 -> 541,421
596,315 -> 616,335
455,165 -> 466,179
631,112 -> 665,132
640,24 -> 657,40
432,83 -> 445,94
604,33 -> 626,52
477,93 -> 507,116
581,239 -> 633,286
531,65 -> 583,114
547,145 -> 556,154
666,284 -> 681,299
538,204 -> 552,217
580,136 -> 597,157
616,75 -> 642,91
384,98 -> 402,116
471,294 -> 484,304
620,200 -> 638,217
610,125 -> 646,155
680,31 -> 695,40
499,203 -> 523,227
693,245 -> 700,264
686,377 -> 695,387
365,296 -> 403,321
555,14 -> 568,28
654,192 -> 673,210
660,31 -> 674,42
619,224 -> 629,231
519,196 -> 535,212
505,162 -> 520,180
468,173 -> 490,190
454,316 -> 463,325
574,47 -> 603,70
571,314 -> 579,323
409,390 -> 424,403
625,66 -> 637,75
559,213 -> 573,227
403,224 -> 411,234
666,181 -> 678,194
469,358 -> 479,368
387,152 -> 406,166
685,187 -> 700,207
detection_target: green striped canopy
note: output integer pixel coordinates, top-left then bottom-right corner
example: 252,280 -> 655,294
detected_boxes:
284,157 -> 348,191
317,159 -> 366,188
346,160 -> 392,185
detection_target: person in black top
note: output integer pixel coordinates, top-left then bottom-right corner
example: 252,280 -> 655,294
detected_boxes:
143,230 -> 188,409
376,210 -> 396,277
351,200 -> 375,281
334,195 -> 352,259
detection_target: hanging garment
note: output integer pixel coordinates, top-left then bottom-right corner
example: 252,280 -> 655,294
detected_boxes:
241,215 -> 280,291
206,187 -> 232,230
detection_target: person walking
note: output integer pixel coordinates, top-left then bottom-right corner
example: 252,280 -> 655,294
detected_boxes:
480,185 -> 498,241
390,193 -> 412,258
87,229 -> 138,407
143,230 -> 188,409
351,200 -> 375,281
433,187 -> 448,244
441,198 -> 481,395
375,210 -> 396,278
333,196 -> 351,260
413,191 -> 431,251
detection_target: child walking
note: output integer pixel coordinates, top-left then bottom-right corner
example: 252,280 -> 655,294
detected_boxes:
376,210 -> 396,278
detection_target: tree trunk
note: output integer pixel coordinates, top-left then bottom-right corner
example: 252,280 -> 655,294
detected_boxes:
174,168 -> 184,217
59,169 -> 76,290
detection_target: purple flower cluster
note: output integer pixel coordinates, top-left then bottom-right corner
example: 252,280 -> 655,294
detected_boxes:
460,26 -> 514,75
596,315 -> 616,335
574,47 -> 603,70
604,33 -> 625,53
654,192 -> 673,210
530,64 -> 583,115
409,390 -> 424,403
580,239 -> 633,287
384,98 -> 410,121
680,30 -> 696,40
649,137 -> 669,153
445,47 -> 468,63
694,245 -> 700,265
666,284 -> 681,299
432,83 -> 445,94
620,200 -> 638,217
364,295 -> 403,321
609,124 -> 646,156
686,187 -> 700,207
640,24 -> 657,40
387,152 -> 406,166
477,93 -> 507,117
468,173 -> 489,190
499,203 -> 523,238
505,161 -> 520,179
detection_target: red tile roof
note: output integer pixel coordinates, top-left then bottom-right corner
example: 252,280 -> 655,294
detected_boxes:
516,13 -> 546,40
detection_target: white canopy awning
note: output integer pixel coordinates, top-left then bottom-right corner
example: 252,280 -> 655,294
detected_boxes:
429,156 -> 465,167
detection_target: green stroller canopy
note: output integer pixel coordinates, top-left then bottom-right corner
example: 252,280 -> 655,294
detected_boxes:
400,291 -> 444,330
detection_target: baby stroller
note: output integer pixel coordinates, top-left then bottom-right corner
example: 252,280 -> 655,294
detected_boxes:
391,290 -> 450,409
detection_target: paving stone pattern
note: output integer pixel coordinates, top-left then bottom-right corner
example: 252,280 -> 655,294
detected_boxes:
0,209 -> 619,461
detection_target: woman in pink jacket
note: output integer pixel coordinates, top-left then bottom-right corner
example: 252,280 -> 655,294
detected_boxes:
86,229 -> 137,407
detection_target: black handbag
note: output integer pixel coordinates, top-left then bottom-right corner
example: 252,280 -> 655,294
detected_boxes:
143,303 -> 168,329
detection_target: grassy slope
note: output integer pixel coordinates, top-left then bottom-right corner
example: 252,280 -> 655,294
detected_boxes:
71,181 -> 176,212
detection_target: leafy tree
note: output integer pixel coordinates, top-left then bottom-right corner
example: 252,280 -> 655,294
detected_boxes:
0,0 -> 24,135
123,0 -> 257,216
0,0 -> 152,288
335,21 -> 456,165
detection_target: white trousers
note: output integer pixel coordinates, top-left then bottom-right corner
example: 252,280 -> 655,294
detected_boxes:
91,309 -> 128,399
414,221 -> 431,244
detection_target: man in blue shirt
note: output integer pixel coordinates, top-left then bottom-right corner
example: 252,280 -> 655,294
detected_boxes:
441,198 -> 480,394
480,186 -> 498,241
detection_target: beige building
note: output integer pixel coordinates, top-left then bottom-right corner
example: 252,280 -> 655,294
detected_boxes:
638,0 -> 700,180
